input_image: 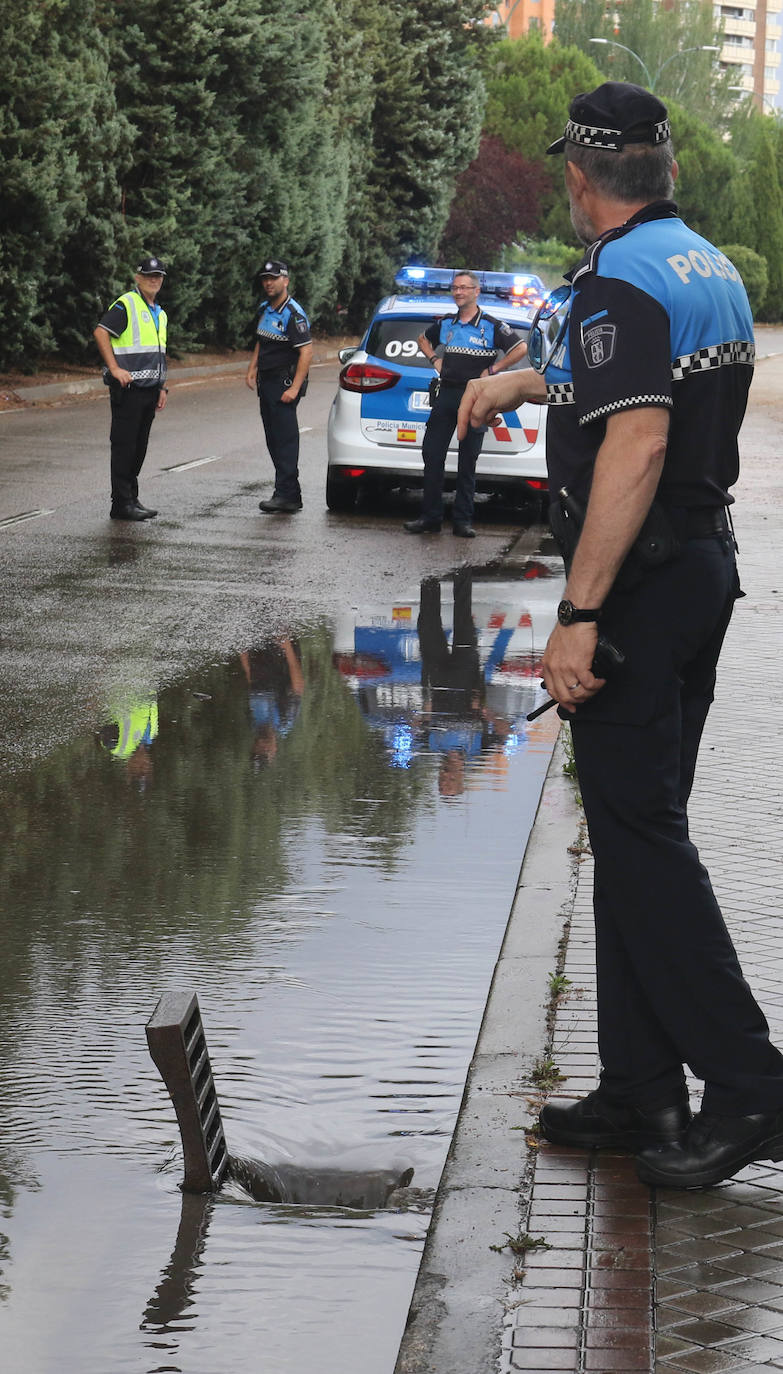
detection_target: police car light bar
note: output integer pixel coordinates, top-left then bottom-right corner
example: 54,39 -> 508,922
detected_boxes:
395,265 -> 544,304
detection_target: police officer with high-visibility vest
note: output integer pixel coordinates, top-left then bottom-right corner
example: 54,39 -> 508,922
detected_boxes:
94,256 -> 169,521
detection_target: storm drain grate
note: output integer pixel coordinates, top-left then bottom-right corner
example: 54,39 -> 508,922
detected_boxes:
146,991 -> 229,1193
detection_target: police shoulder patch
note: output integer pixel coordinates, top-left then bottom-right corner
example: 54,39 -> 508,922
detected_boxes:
581,318 -> 617,369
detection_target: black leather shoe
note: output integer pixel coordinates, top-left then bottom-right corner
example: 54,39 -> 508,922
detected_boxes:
636,1109 -> 783,1189
134,501 -> 158,517
452,522 -> 476,538
403,518 -> 441,534
110,505 -> 149,521
259,496 -> 302,513
540,1089 -> 691,1150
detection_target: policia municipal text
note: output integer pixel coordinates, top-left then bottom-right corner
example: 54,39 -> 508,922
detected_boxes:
458,82 -> 783,1190
94,256 -> 169,521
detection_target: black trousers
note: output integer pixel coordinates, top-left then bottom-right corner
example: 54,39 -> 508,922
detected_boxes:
421,383 -> 485,526
109,384 -> 158,508
570,534 -> 783,1116
257,370 -> 302,503
418,567 -> 481,710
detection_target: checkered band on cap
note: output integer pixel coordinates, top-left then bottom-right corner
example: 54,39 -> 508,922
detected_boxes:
564,117 -> 671,150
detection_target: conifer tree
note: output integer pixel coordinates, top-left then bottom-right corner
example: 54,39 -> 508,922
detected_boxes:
0,0 -> 128,369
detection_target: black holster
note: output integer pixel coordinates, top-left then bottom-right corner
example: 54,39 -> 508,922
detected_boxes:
551,487 -> 680,588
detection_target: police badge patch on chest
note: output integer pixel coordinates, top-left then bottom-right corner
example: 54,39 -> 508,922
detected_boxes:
581,318 -> 617,368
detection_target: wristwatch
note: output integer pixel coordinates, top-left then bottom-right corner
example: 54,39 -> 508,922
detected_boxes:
557,598 -> 601,626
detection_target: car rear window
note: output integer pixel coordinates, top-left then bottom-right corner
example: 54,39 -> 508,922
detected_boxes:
366,310 -> 532,372
365,317 -> 433,370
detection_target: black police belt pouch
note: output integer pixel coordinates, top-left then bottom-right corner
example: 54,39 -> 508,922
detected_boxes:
550,492 -> 680,589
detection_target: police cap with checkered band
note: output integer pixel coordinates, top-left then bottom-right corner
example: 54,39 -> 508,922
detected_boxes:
547,82 -> 671,155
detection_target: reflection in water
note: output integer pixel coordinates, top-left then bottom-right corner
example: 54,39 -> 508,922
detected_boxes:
333,563 -> 561,789
0,561 -> 563,1374
142,1191 -> 213,1333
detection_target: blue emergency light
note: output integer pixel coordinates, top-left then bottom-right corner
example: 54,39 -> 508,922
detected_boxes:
394,265 -> 545,306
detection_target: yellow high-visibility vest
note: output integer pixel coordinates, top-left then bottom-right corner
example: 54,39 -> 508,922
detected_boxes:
110,290 -> 167,387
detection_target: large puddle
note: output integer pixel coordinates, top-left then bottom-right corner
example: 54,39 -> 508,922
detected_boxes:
0,561 -> 562,1374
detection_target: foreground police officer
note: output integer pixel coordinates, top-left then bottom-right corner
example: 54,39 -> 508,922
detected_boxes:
404,271 -> 527,538
245,259 -> 312,513
458,83 -> 783,1189
94,256 -> 169,520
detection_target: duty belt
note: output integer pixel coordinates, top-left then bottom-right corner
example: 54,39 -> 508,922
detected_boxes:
680,507 -> 730,539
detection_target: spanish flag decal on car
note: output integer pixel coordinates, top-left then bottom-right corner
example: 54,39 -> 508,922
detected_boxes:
397,428 -> 417,443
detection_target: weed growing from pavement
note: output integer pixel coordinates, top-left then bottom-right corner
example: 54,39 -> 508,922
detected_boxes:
490,1231 -> 551,1256
547,971 -> 572,998
531,1055 -> 565,1091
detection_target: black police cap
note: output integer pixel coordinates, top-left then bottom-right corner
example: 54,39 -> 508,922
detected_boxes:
259,259 -> 289,278
136,255 -> 167,275
547,82 -> 671,155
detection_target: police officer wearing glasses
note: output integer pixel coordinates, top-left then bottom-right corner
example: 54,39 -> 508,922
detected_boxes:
94,256 -> 169,521
458,83 -> 783,1190
246,259 -> 312,514
404,270 -> 527,538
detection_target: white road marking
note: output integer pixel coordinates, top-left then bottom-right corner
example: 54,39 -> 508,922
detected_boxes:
164,454 -> 225,472
0,509 -> 55,528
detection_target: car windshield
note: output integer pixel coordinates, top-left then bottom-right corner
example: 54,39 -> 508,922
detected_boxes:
365,317 -> 433,370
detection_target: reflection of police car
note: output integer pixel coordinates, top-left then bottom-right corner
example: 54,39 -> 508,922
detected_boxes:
331,564 -> 564,769
326,266 -> 549,514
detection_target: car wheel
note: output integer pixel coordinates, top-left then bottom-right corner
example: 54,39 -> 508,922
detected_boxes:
326,469 -> 358,512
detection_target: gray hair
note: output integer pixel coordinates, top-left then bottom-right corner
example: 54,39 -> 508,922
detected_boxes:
565,139 -> 675,203
452,269 -> 480,288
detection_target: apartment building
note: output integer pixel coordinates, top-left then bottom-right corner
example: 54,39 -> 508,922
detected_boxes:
716,0 -> 782,110
486,0 -> 556,40
487,0 -> 782,110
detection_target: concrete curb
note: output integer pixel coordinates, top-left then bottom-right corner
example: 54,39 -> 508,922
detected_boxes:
0,344 -> 355,408
395,733 -> 581,1373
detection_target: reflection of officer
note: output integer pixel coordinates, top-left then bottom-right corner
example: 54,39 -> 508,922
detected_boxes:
245,259 -> 313,514
98,699 -> 158,789
460,83 -> 783,1189
240,639 -> 304,766
418,570 -> 484,796
418,569 -> 481,713
404,270 -> 526,538
93,256 -> 169,521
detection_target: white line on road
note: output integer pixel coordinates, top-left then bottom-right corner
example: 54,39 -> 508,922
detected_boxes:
0,509 -> 55,529
164,455 -> 225,472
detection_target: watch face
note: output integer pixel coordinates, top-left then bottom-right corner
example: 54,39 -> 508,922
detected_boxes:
557,599 -> 573,626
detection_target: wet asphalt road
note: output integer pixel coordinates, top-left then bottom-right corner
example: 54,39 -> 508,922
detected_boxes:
0,363 -> 537,775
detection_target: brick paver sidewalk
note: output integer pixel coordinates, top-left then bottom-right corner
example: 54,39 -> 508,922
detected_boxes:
501,356 -> 783,1374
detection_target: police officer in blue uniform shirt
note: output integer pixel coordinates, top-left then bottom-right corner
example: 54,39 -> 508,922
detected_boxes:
457,83 -> 783,1190
245,259 -> 313,513
404,270 -> 527,538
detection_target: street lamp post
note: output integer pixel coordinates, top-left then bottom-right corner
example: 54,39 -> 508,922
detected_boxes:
589,38 -> 652,87
728,84 -> 780,116
589,39 -> 720,93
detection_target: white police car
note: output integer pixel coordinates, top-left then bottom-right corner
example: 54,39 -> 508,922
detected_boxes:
326,266 -> 549,514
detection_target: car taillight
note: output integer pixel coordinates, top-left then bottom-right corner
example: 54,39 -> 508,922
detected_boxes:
332,652 -> 389,678
339,362 -> 400,393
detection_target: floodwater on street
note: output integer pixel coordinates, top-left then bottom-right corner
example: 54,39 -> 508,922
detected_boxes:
0,560 -> 562,1374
